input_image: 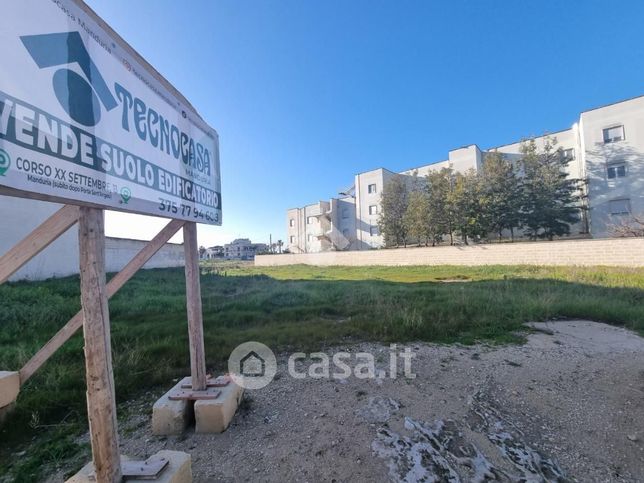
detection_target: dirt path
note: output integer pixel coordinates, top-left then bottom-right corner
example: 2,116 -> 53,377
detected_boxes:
85,321 -> 644,481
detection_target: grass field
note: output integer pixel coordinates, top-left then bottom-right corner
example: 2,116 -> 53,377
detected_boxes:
1,263 -> 643,481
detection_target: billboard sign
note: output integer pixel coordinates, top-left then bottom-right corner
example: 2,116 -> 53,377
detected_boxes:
0,0 -> 222,225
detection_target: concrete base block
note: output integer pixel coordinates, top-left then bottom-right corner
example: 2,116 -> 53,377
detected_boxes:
194,381 -> 244,433
0,371 -> 20,409
66,450 -> 192,482
153,450 -> 192,483
152,377 -> 193,436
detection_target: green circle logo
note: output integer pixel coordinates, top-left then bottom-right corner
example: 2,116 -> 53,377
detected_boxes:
120,187 -> 131,204
0,149 -> 10,176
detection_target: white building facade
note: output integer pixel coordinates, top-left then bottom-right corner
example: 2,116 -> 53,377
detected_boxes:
287,95 -> 644,253
202,246 -> 224,259
223,239 -> 268,260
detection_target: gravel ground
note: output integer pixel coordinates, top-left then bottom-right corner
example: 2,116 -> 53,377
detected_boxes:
65,320 -> 644,482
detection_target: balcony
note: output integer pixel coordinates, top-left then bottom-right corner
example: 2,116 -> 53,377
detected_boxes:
316,225 -> 350,251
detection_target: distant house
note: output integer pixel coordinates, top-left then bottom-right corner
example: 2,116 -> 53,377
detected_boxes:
224,239 -> 268,260
202,246 -> 224,259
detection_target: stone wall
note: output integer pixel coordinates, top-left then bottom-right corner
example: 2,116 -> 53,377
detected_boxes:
256,238 -> 644,267
1,195 -> 185,281
105,237 -> 184,274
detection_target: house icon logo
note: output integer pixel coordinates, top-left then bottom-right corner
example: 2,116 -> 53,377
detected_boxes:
240,351 -> 265,377
228,342 -> 276,389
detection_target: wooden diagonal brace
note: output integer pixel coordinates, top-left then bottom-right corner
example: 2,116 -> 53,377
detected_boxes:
0,204 -> 80,284
19,218 -> 185,384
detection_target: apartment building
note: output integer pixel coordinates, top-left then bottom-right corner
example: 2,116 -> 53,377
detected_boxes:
287,95 -> 644,253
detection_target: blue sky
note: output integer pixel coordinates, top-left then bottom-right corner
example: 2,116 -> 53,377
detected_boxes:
86,0 -> 644,247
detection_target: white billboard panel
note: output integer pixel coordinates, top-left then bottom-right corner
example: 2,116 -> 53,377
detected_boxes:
0,0 -> 222,225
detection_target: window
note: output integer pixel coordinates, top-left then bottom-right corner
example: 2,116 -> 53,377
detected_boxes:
289,219 -> 295,227
609,199 -> 630,215
562,148 -> 575,161
603,125 -> 624,143
307,216 -> 315,224
607,163 -> 626,179
370,225 -> 379,236
369,205 -> 378,215
289,236 -> 295,243
342,208 -> 349,219
368,184 -> 377,194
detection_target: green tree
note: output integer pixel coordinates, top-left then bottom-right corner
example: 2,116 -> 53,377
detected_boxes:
449,169 -> 488,244
519,137 -> 582,240
404,182 -> 432,246
426,168 -> 454,245
481,150 -> 523,240
378,174 -> 409,247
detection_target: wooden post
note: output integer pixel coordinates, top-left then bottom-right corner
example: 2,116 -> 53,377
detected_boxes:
79,207 -> 121,482
183,222 -> 207,391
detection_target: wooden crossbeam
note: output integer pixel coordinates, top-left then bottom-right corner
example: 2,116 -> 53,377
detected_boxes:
19,218 -> 185,384
180,375 -> 230,388
168,388 -> 221,401
0,204 -> 80,284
